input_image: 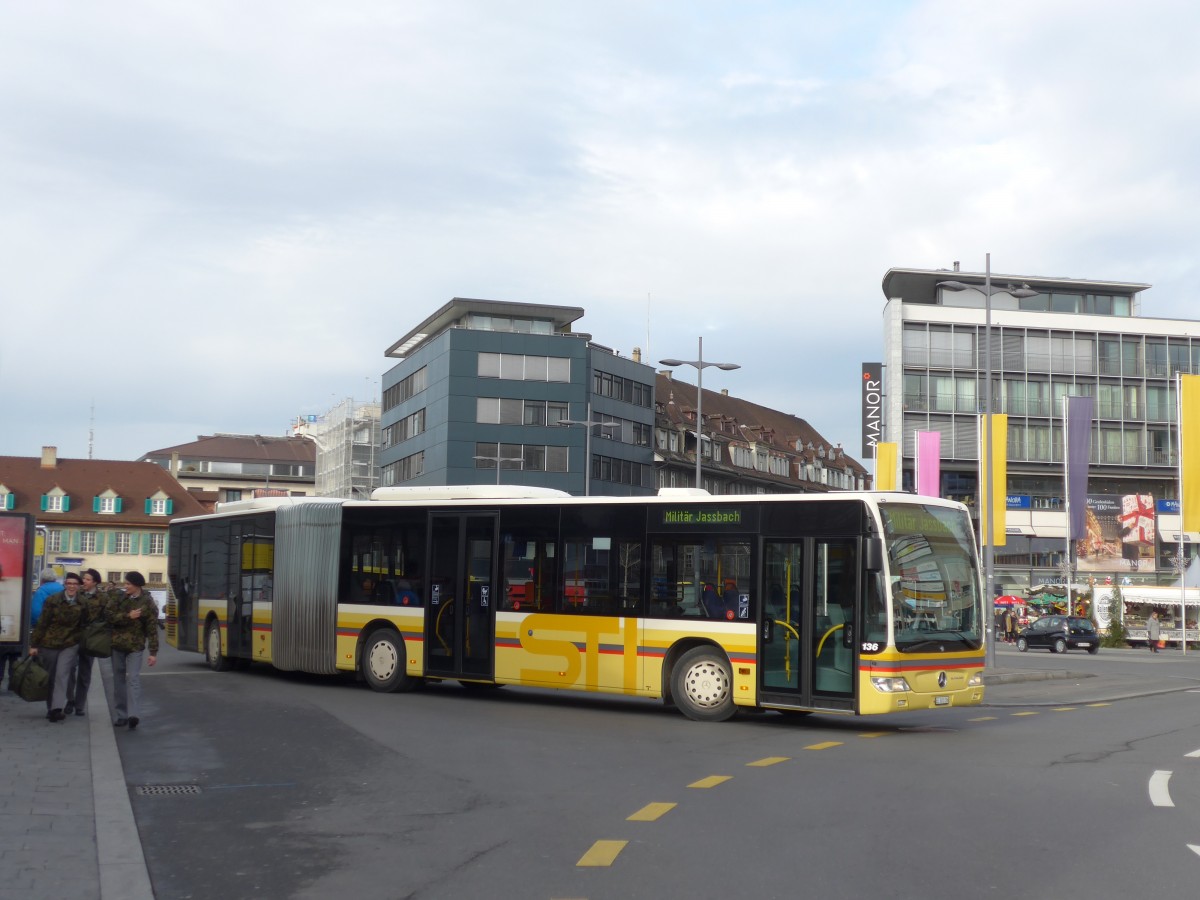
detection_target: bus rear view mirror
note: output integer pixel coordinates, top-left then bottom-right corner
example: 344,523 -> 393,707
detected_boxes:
865,538 -> 884,572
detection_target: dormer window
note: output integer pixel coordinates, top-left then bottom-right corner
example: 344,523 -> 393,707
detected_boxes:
94,490 -> 123,514
145,492 -> 174,516
0,484 -> 13,510
41,488 -> 69,513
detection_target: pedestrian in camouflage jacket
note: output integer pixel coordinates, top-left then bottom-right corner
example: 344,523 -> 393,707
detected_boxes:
109,571 -> 158,729
30,572 -> 85,720
65,569 -> 116,716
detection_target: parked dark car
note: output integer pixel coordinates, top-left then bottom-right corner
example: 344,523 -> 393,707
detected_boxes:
1016,615 -> 1100,654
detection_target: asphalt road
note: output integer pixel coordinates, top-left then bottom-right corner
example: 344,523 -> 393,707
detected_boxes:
116,642 -> 1200,899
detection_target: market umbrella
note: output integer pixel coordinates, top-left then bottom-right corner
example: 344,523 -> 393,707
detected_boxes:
994,595 -> 1023,606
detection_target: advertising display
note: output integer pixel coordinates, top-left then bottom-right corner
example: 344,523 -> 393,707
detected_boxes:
0,513 -> 35,648
1075,494 -> 1157,574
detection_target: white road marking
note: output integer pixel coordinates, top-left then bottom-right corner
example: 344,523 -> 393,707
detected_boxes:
1149,770 -> 1174,807
1185,748 -> 1200,758
1189,845 -> 1200,859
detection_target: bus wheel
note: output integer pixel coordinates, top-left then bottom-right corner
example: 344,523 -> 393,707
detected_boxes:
205,619 -> 234,672
361,628 -> 415,693
672,647 -> 735,722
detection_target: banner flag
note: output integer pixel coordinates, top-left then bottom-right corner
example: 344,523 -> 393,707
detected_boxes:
1182,374 -> 1200,531
979,414 -> 1007,547
915,431 -> 941,498
1065,395 -> 1094,540
875,442 -> 897,491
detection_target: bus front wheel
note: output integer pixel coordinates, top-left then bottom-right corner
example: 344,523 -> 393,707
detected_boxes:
205,619 -> 234,672
672,647 -> 736,722
361,628 -> 416,693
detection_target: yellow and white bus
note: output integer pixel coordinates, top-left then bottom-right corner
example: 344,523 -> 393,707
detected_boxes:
166,487 -> 985,721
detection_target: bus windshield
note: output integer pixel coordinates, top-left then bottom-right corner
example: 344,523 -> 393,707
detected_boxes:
879,503 -> 983,652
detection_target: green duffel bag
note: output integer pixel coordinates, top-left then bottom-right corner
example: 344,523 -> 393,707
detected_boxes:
11,655 -> 50,703
81,620 -> 113,659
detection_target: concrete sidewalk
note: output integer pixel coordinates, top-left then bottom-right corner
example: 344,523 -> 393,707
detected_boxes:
982,665 -> 1200,706
0,660 -> 153,900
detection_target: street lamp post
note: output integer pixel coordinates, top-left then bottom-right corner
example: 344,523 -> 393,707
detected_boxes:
559,400 -> 619,496
939,257 -> 1037,669
473,453 -> 525,485
660,337 -> 741,491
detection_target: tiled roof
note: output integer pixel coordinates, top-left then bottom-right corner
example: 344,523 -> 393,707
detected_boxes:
656,373 -> 867,477
0,453 -> 208,525
141,433 -> 316,464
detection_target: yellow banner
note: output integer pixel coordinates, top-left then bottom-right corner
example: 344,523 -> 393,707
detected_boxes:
979,414 -> 1007,547
1182,375 -> 1200,531
875,442 -> 897,491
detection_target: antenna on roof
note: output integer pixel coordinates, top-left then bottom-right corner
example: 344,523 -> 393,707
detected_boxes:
88,400 -> 95,459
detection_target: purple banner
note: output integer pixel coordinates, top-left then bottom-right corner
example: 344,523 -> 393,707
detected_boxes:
1065,395 -> 1094,540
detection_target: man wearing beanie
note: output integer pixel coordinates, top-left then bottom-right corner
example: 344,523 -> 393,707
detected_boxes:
109,571 -> 158,729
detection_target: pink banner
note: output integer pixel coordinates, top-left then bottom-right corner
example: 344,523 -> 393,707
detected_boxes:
916,431 -> 941,498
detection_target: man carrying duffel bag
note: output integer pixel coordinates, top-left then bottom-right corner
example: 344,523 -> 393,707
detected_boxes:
29,572 -> 85,722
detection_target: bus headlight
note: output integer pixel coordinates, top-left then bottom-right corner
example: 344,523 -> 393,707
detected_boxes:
968,672 -> 983,687
871,676 -> 911,693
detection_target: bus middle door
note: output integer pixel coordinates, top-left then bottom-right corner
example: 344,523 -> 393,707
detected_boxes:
426,512 -> 498,681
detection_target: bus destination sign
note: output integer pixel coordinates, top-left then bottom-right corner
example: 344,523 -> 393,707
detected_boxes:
661,508 -> 743,526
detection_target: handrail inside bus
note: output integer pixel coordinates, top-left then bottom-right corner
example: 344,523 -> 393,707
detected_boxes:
815,624 -> 843,659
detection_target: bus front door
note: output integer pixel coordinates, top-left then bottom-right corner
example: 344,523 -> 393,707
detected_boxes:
760,538 -> 857,711
425,513 -> 498,681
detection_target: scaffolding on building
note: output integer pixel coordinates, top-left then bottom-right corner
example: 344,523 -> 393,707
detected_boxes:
305,398 -> 381,499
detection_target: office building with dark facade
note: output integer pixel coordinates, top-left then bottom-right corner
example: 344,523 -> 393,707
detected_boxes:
380,299 -> 656,496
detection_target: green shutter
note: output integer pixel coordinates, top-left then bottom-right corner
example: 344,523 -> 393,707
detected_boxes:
107,531 -> 117,553
62,495 -> 70,512
115,497 -> 123,513
72,530 -> 81,552
40,495 -> 48,511
94,496 -> 101,512
166,499 -> 174,515
141,533 -> 151,554
4,493 -> 12,510
145,499 -> 152,514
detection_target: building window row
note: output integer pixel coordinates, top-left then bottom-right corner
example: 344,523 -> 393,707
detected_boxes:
383,366 -> 428,412
591,454 -> 653,488
474,442 -> 569,473
593,371 -> 652,407
904,324 -> 1200,379
47,529 -> 168,555
383,409 -> 426,448
173,459 -> 312,478
465,313 -> 554,334
475,398 -> 569,427
382,451 -> 425,485
477,353 -> 571,383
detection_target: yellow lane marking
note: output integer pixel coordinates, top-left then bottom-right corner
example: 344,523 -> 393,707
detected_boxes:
858,732 -> 887,738
577,840 -> 627,867
1087,702 -> 1111,707
627,802 -> 676,821
804,741 -> 843,750
1053,706 -> 1078,711
1011,711 -> 1039,717
747,756 -> 790,767
968,716 -> 996,721
689,775 -> 732,788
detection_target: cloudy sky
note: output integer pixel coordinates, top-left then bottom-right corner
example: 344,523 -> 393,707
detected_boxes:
3,0 -> 1198,463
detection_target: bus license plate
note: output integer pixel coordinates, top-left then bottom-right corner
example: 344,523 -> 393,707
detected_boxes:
934,696 -> 950,706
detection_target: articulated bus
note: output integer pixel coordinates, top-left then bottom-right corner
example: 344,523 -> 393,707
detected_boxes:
166,487 -> 985,721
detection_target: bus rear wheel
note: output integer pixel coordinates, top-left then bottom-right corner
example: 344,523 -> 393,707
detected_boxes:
672,647 -> 736,722
361,628 -> 416,693
205,619 -> 234,672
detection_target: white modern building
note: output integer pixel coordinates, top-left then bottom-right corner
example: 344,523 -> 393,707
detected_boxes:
881,263 -> 1200,598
